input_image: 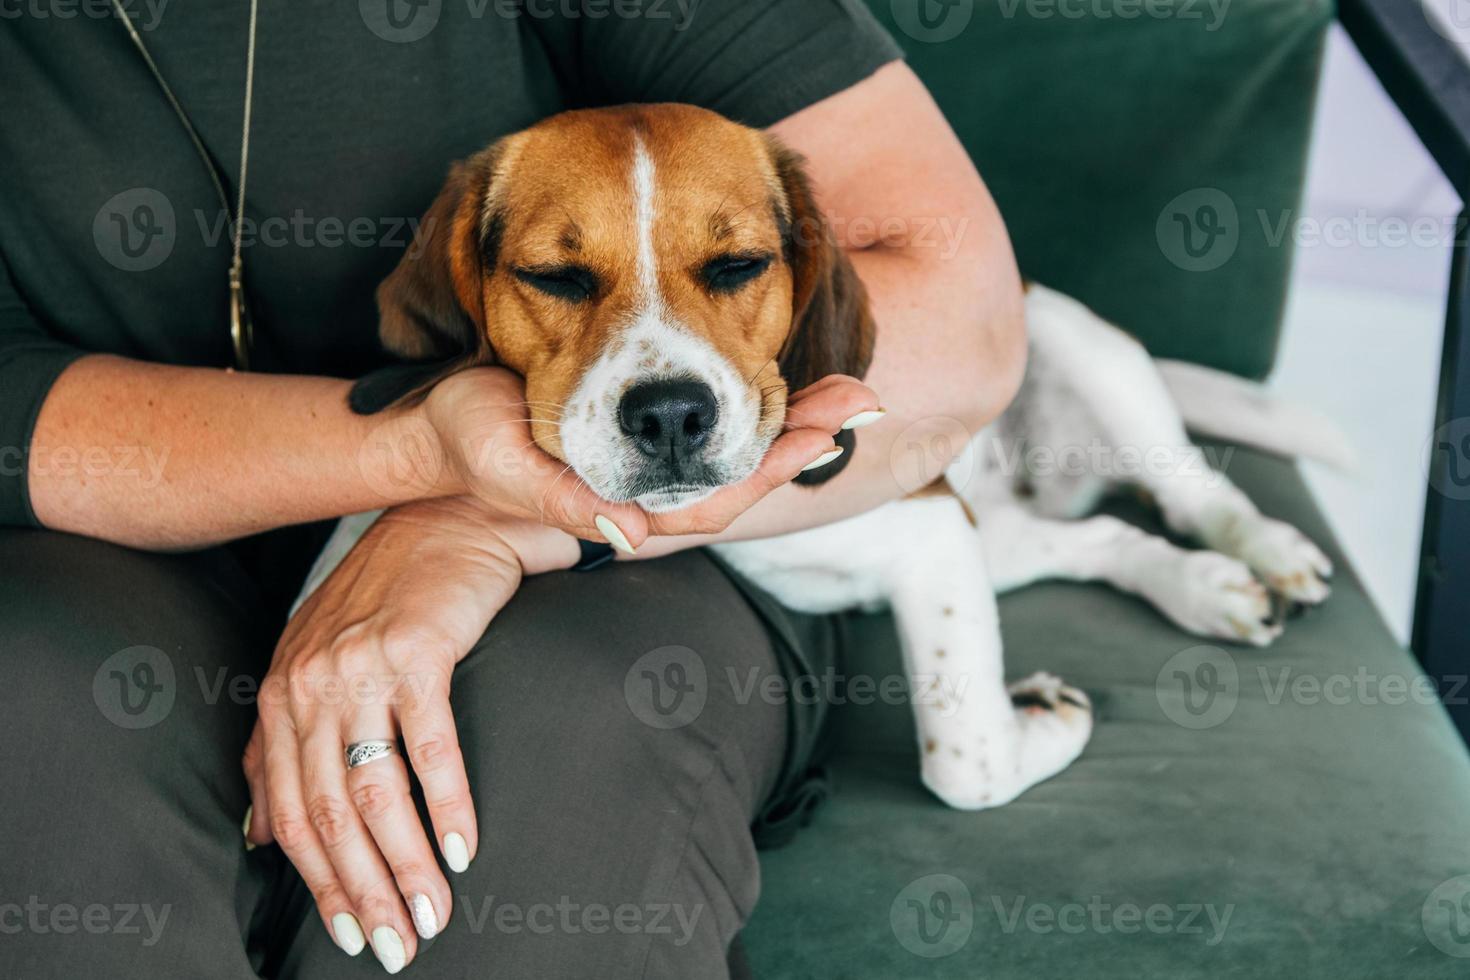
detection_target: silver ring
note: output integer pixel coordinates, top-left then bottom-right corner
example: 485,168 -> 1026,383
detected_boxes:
345,740 -> 396,770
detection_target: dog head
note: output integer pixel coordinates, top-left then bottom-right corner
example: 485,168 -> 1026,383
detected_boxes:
353,104 -> 874,511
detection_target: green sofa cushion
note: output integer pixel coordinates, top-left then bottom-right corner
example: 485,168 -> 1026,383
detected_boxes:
866,0 -> 1333,379
748,447 -> 1470,977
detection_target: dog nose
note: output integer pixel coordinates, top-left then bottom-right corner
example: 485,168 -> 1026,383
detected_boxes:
618,380 -> 719,461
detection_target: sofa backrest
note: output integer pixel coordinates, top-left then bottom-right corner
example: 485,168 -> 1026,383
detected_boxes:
866,0 -> 1333,379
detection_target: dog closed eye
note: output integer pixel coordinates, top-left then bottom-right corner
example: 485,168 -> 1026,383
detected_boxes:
513,264 -> 601,303
699,253 -> 774,294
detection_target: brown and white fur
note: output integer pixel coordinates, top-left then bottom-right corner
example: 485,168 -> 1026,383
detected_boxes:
300,105 -> 1336,810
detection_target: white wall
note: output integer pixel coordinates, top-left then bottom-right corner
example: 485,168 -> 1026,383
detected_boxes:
1271,25 -> 1462,643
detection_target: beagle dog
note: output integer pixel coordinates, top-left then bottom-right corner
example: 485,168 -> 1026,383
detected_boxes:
303,104 -> 1335,809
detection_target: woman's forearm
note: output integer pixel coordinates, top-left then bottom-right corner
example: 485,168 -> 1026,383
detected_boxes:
29,355 -> 457,550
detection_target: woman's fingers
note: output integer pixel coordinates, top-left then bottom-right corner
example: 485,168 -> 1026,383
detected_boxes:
532,468 -> 649,554
396,685 -> 478,877
783,376 -> 882,434
241,722 -> 273,848
646,427 -> 841,537
460,437 -> 649,552
260,715 -> 388,965
341,730 -> 454,946
301,725 -> 421,973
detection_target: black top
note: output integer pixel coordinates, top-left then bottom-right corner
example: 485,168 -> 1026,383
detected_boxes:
0,0 -> 900,526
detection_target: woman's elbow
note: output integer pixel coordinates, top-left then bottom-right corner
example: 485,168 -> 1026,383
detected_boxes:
943,255 -> 1027,435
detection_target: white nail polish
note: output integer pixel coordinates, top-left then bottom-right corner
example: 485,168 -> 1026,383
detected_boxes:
242,806 -> 255,852
443,832 -> 471,874
371,926 -> 406,974
595,515 -> 636,555
331,913 -> 366,956
802,447 -> 845,472
841,409 -> 887,430
409,893 -> 439,940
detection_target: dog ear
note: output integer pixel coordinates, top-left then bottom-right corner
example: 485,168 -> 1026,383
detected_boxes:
349,144 -> 507,415
768,138 -> 877,486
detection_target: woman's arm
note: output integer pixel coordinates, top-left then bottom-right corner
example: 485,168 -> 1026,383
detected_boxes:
27,355 -> 687,552
29,358 -> 437,549
636,62 -> 1027,552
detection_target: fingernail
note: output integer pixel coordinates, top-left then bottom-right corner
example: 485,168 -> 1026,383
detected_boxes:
371,926 -> 406,974
595,515 -> 637,556
331,912 -> 366,956
242,805 -> 255,852
409,893 -> 438,940
802,447 -> 845,472
443,832 -> 471,874
841,409 -> 887,430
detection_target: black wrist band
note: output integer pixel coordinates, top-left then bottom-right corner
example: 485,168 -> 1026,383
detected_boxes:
573,539 -> 618,572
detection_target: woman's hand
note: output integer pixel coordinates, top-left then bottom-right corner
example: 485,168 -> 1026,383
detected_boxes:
418,366 -> 651,552
422,366 -> 879,546
240,499 -> 575,973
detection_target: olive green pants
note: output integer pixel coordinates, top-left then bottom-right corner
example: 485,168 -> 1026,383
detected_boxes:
0,529 -> 834,979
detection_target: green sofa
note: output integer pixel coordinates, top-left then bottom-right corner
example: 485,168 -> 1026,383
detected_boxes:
744,2 -> 1470,976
